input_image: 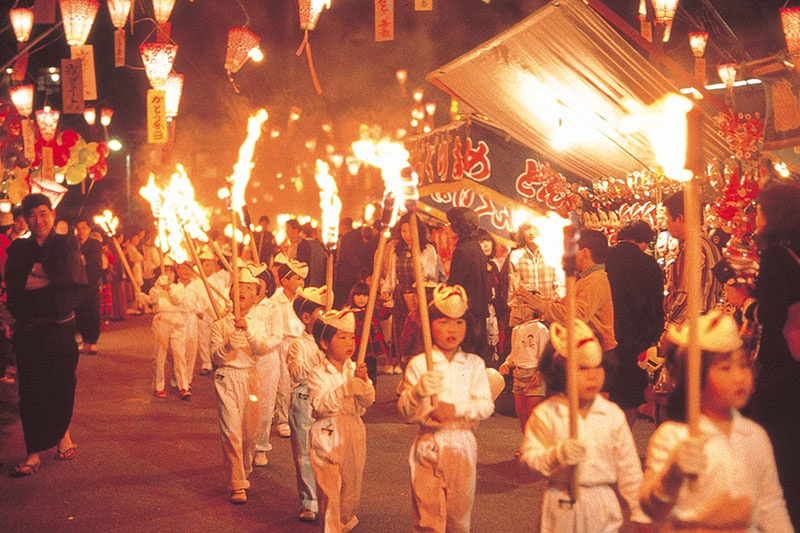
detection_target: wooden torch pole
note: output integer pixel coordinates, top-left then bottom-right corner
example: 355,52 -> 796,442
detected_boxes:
182,227 -> 222,320
409,211 -> 434,372
231,210 -> 241,320
355,229 -> 390,365
325,249 -> 335,311
563,216 -> 580,503
112,237 -> 141,296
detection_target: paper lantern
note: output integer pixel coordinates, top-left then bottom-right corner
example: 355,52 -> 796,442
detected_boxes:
781,8 -> 800,54
139,42 -> 178,89
83,107 -> 96,125
425,102 -> 437,115
164,73 -> 184,118
10,8 -> 34,43
59,0 -> 100,46
100,108 -> 114,126
299,0 -> 330,31
689,32 -> 709,58
717,63 -> 737,89
152,0 -> 176,24
107,0 -> 132,29
395,69 -> 407,83
36,107 -> 61,142
412,89 -> 423,103
650,0 -> 679,22
9,84 -> 34,117
225,28 -> 260,74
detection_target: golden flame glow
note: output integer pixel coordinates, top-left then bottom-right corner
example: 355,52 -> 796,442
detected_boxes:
511,209 -> 571,288
314,159 -> 341,248
352,139 -> 417,228
228,109 -> 269,223
621,94 -> 694,182
93,209 -> 119,237
224,223 -> 251,244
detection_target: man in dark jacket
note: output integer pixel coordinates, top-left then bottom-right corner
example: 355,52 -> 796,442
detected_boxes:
446,207 -> 490,362
296,223 -> 328,288
75,219 -> 104,355
605,220 -> 664,426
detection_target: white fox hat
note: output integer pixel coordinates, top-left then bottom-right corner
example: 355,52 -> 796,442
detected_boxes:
549,319 -> 603,368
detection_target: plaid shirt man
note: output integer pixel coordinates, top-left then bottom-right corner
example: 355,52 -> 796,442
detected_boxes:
664,233 -> 723,324
353,306 -> 390,360
507,246 -> 557,302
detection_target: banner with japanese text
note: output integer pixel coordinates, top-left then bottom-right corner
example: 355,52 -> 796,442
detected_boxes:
146,89 -> 168,144
406,119 -> 584,237
375,0 -> 394,42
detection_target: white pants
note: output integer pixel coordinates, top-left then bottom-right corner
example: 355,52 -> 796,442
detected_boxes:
255,351 -> 280,452
310,414 -> 366,533
214,366 -> 261,490
274,340 -> 292,428
197,315 -> 213,372
289,384 -> 317,512
151,312 -> 188,392
183,313 -> 199,384
410,428 -> 477,533
540,484 -> 622,533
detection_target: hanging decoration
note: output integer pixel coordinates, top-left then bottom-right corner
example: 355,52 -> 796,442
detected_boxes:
781,8 -> 800,55
139,42 -> 178,89
59,0 -> 100,46
10,8 -> 35,43
638,0 -> 652,43
83,107 -> 96,125
9,85 -> 34,117
650,0 -> 679,42
152,0 -> 177,24
107,0 -> 132,67
296,0 -> 330,95
164,73 -> 184,119
225,28 -> 260,74
35,107 -> 60,142
100,108 -> 114,126
375,0 -> 394,41
717,63 -> 737,91
70,45 -> 98,100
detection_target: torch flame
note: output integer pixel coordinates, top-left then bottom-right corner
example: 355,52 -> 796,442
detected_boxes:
139,175 -> 163,217
228,109 -> 269,223
512,209 -> 571,287
621,94 -> 694,182
352,139 -> 418,228
314,159 -> 342,249
93,209 -> 119,237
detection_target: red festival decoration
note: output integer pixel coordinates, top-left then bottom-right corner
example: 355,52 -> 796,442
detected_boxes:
107,0 -> 132,28
152,0 -> 176,24
781,8 -> 800,55
296,0 -> 330,95
225,28 -> 260,74
59,0 -> 100,46
164,73 -> 184,119
139,42 -> 178,89
9,85 -> 34,117
35,107 -> 60,142
10,8 -> 35,43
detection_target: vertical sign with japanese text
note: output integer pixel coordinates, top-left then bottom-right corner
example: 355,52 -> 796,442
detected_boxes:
41,146 -> 55,181
12,52 -> 28,81
375,0 -> 394,42
415,0 -> 432,11
114,29 -> 126,67
61,59 -> 84,114
22,119 -> 36,161
147,89 -> 168,144
70,45 -> 98,101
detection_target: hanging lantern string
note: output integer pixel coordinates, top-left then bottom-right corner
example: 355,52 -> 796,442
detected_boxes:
296,30 -> 323,95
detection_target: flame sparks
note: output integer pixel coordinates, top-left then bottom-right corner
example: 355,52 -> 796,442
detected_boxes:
352,139 -> 418,228
224,223 -> 251,244
314,159 -> 341,248
93,209 -> 119,237
621,94 -> 694,182
228,109 -> 269,223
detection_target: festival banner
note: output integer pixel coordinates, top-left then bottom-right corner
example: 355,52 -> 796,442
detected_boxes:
114,29 -> 126,68
762,78 -> 800,150
375,0 -> 394,42
22,119 -> 36,161
406,119 -> 586,237
147,89 -> 168,144
41,146 -> 55,181
415,0 -> 433,11
70,45 -> 98,101
61,59 -> 84,114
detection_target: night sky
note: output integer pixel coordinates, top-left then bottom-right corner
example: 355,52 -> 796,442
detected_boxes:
1,0 -> 794,230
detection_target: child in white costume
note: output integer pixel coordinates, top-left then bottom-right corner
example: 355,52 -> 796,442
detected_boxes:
140,265 -> 185,398
639,310 -> 792,531
398,284 -> 494,533
520,319 -> 649,533
210,262 -> 272,504
176,262 -> 204,398
196,253 -> 227,376
286,286 -> 328,522
308,308 -> 375,533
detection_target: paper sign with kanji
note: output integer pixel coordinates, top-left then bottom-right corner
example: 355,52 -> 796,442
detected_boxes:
61,59 -> 84,114
375,0 -> 394,42
114,29 -> 126,68
147,89 -> 168,144
70,45 -> 98,101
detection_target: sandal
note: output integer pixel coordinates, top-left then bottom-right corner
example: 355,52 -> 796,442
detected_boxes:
55,445 -> 77,461
10,461 -> 40,477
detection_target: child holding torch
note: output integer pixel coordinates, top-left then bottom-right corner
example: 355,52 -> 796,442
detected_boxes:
308,308 -> 375,532
398,284 -> 494,533
519,319 -> 649,532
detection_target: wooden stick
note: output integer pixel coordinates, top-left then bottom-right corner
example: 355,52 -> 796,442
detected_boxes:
111,236 -> 141,296
409,212 -> 434,371
684,177 -> 703,436
564,274 -> 579,502
325,249 -> 334,311
210,240 -> 233,273
242,205 -> 261,262
182,227 -> 222,320
231,210 -> 240,320
356,230 -> 390,365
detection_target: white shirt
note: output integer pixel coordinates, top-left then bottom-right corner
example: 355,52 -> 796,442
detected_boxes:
308,358 -> 375,419
210,306 -> 271,369
645,411 -> 792,531
179,279 -> 204,315
398,347 -> 494,428
145,282 -> 184,313
270,287 -> 305,343
287,331 -> 325,386
505,320 -> 549,369
520,395 -> 648,523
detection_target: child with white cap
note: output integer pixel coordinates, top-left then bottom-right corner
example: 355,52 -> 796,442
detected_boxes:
519,319 -> 649,532
639,310 -> 792,531
286,286 -> 328,522
197,248 -> 226,376
139,263 -> 186,399
210,262 -> 272,504
308,308 -> 375,533
398,283 -> 494,533
176,261 -> 204,398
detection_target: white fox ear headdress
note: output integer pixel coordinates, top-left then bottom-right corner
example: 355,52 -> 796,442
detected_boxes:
318,307 -> 356,334
296,286 -> 329,307
549,319 -> 603,368
430,283 -> 468,318
237,262 -> 267,284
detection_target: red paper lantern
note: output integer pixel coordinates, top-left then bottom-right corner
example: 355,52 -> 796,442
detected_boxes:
717,63 -> 737,89
139,42 -> 178,89
299,0 -> 329,31
152,0 -> 176,24
781,8 -> 800,55
689,31 -> 708,58
9,84 -> 34,117
107,0 -> 132,29
650,0 -> 679,22
59,0 -> 100,46
35,107 -> 61,142
100,108 -> 114,126
10,8 -> 34,43
83,107 -> 96,125
164,73 -> 184,118
225,28 -> 260,74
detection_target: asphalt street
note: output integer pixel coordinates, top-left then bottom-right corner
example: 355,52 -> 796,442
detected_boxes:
0,316 -> 654,532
